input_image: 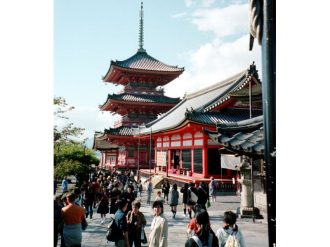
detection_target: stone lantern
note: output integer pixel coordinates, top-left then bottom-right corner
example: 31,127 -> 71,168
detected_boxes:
237,156 -> 261,219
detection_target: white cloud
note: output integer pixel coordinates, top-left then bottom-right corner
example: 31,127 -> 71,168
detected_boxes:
165,34 -> 261,98
171,12 -> 187,19
55,106 -> 120,145
184,0 -> 215,8
164,3 -> 261,99
184,0 -> 194,7
191,4 -> 248,39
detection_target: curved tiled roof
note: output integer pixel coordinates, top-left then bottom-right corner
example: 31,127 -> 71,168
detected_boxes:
104,126 -> 135,136
216,116 -> 264,157
111,50 -> 184,72
186,109 -> 262,125
107,93 -> 181,104
138,63 -> 261,135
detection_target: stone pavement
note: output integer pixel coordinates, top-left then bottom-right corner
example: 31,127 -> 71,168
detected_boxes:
57,188 -> 268,247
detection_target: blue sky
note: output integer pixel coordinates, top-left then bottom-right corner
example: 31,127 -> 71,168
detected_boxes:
54,0 -> 261,147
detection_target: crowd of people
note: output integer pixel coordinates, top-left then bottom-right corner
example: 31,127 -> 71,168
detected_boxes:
54,171 -> 245,247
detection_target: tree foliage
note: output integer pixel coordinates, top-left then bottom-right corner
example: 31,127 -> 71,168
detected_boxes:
54,96 -> 85,145
54,160 -> 89,180
54,96 -> 100,183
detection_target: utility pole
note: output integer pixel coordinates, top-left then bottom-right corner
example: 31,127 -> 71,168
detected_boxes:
262,1 -> 276,245
149,127 -> 152,178
248,0 -> 276,245
137,126 -> 140,181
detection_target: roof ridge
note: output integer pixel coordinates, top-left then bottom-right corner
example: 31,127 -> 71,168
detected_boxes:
186,69 -> 247,100
144,97 -> 187,127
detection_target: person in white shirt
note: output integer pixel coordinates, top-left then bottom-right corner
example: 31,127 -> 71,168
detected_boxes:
148,201 -> 168,247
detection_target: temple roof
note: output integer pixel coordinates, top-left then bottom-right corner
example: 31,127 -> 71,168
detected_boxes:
138,63 -> 261,135
203,63 -> 261,112
110,50 -> 184,72
92,132 -> 118,150
216,115 -> 264,157
185,109 -> 262,125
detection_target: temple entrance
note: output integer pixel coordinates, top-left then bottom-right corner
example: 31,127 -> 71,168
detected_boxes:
171,149 -> 180,169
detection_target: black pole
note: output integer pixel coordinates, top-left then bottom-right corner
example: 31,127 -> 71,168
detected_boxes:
261,0 -> 276,246
149,127 -> 152,178
137,126 -> 140,181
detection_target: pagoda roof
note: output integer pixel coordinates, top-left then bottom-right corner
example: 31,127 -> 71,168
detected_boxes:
138,63 -> 261,135
216,115 -> 265,157
111,50 -> 184,72
103,50 -> 184,83
104,126 -> 136,136
100,93 -> 180,109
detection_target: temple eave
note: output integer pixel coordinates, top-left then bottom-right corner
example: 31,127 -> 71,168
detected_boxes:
103,65 -> 183,84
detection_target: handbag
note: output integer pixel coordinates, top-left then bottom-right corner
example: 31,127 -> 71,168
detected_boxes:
140,226 -> 147,244
81,218 -> 88,230
207,200 -> 211,208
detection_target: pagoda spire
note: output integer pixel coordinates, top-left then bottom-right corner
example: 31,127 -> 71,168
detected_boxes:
138,1 -> 146,52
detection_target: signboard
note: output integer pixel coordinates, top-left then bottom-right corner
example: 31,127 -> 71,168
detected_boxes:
221,155 -> 241,170
156,151 -> 167,167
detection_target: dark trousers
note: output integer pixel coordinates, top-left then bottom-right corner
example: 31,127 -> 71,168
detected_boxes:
128,230 -> 141,247
85,203 -> 93,218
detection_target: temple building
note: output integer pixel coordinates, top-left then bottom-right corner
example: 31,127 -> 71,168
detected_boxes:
94,2 -> 184,170
137,63 -> 263,188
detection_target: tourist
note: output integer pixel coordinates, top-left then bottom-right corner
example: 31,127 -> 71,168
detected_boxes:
114,199 -> 130,247
185,210 -> 218,247
110,182 -> 122,214
61,192 -> 86,247
209,177 -> 218,203
147,180 -> 153,204
92,178 -> 101,208
137,179 -> 143,198
169,183 -> 179,219
97,189 -> 109,224
83,182 -> 95,219
187,182 -> 197,219
186,204 -> 205,238
180,183 -> 189,217
154,191 -> 164,203
54,194 -> 63,247
216,211 -> 246,247
74,188 -> 83,206
122,184 -> 136,214
149,201 -> 168,247
196,181 -> 209,210
161,180 -> 170,203
127,200 -> 147,247
61,177 -> 68,193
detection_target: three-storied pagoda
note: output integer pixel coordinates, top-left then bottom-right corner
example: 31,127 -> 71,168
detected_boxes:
94,2 -> 184,170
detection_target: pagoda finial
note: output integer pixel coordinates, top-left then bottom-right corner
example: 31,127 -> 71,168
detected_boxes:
138,1 -> 145,52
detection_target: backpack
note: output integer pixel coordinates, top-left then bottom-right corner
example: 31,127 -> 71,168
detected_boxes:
105,215 -> 119,242
224,231 -> 240,247
192,233 -> 213,247
189,188 -> 198,202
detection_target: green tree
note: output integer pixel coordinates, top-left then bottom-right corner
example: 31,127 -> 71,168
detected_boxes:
54,97 -> 100,184
54,160 -> 89,181
54,96 -> 85,144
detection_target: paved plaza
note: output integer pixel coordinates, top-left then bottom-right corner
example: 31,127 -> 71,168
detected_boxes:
56,187 -> 268,247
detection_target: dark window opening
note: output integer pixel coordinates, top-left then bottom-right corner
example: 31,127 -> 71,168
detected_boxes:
194,149 -> 203,173
182,149 -> 191,169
